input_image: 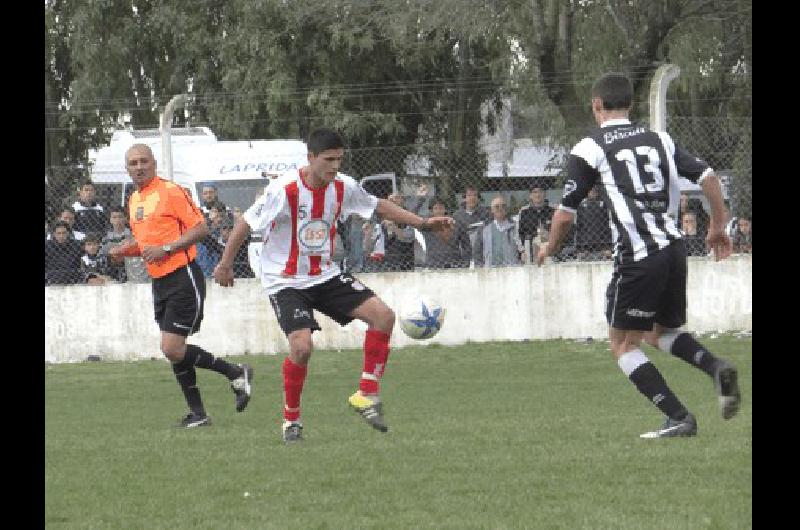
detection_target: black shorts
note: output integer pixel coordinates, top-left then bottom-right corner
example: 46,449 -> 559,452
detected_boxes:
152,260 -> 206,337
605,240 -> 687,331
269,273 -> 375,335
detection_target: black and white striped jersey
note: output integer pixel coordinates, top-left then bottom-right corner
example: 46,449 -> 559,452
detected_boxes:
559,118 -> 713,264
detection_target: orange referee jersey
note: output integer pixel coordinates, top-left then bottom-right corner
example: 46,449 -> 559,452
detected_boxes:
128,177 -> 205,279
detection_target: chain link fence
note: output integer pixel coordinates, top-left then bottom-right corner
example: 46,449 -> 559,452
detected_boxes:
45,114 -> 752,284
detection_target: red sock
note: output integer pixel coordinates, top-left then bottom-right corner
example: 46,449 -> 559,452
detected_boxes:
283,357 -> 307,422
360,329 -> 391,395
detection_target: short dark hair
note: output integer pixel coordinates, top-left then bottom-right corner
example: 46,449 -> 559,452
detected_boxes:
209,200 -> 227,212
109,206 -> 125,215
529,185 -> 544,193
430,197 -> 447,209
307,128 -> 344,155
52,221 -> 71,232
84,234 -> 101,244
591,72 -> 633,110
79,180 -> 95,189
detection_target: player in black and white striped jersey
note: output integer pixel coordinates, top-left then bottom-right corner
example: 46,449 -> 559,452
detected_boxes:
537,72 -> 741,439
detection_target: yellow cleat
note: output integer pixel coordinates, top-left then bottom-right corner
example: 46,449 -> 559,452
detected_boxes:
348,391 -> 388,432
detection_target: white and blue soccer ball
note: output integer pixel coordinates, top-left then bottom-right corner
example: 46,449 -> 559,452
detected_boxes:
398,297 -> 445,340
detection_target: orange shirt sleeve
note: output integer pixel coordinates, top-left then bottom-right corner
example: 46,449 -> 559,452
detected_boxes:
166,184 -> 205,230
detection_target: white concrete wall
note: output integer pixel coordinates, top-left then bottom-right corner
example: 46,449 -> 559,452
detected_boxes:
45,255 -> 752,363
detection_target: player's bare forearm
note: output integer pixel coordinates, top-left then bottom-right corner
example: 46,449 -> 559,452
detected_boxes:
543,209 -> 575,257
375,198 -> 454,231
113,239 -> 141,257
218,218 -> 251,267
700,174 -> 729,230
701,174 -> 733,261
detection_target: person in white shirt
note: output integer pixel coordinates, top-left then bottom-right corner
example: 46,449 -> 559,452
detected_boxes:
213,127 -> 453,443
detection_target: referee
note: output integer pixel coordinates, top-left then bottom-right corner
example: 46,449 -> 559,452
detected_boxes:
110,144 -> 253,428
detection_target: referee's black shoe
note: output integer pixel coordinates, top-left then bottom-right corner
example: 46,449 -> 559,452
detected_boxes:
714,360 -> 741,420
639,413 -> 697,439
178,412 -> 211,429
231,364 -> 254,412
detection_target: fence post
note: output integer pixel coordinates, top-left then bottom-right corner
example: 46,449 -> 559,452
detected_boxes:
648,64 -> 680,132
160,94 -> 187,182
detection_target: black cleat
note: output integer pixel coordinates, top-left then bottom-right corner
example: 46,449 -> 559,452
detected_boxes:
714,361 -> 741,420
282,421 -> 304,444
231,364 -> 253,412
178,412 -> 211,429
640,413 -> 698,439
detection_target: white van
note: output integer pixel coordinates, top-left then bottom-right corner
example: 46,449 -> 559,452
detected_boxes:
88,127 -> 308,212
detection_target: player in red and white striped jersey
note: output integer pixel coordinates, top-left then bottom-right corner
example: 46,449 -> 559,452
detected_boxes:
214,128 -> 453,443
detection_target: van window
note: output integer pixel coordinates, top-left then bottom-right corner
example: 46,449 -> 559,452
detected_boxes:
196,179 -> 271,212
360,175 -> 396,199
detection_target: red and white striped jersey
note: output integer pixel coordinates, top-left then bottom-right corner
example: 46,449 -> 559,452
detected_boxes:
243,168 -> 378,294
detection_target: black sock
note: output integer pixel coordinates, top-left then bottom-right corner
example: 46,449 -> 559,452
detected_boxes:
185,344 -> 242,381
172,356 -> 205,416
668,333 -> 719,378
628,362 -> 689,421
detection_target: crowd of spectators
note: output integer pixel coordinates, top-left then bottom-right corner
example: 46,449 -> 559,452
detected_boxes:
46,180 -> 751,287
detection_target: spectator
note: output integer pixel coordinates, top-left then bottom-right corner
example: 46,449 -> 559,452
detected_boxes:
678,192 -> 709,239
575,185 -> 613,261
48,207 -> 86,241
518,185 -> 554,250
731,215 -> 752,254
423,197 -> 471,268
362,216 -> 385,271
219,220 -> 254,278
199,184 -> 222,216
681,211 -> 708,257
453,185 -> 492,255
405,181 -> 432,217
99,206 -> 131,282
45,221 -> 84,285
341,214 -> 365,273
473,196 -> 523,267
378,193 -> 416,272
72,181 -> 108,236
81,234 -> 116,285
362,194 -> 416,272
194,200 -> 230,277
207,200 -> 232,237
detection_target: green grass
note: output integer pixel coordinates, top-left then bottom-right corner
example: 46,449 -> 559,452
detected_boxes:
45,334 -> 752,529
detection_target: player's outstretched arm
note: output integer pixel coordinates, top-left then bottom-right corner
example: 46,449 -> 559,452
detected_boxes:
108,239 -> 141,263
213,217 -> 251,287
536,209 -> 575,266
700,174 -> 733,262
374,198 -> 454,232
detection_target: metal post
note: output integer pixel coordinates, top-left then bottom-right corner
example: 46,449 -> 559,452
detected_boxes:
160,94 -> 187,181
648,64 -> 680,132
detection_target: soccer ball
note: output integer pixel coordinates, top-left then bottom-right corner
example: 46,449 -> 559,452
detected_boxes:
398,297 -> 445,340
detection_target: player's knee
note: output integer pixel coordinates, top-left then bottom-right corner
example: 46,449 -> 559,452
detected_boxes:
160,337 -> 186,362
381,306 -> 396,331
161,346 -> 183,363
656,327 -> 683,352
290,342 -> 313,365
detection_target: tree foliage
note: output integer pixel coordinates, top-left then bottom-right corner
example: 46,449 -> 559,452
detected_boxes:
46,0 -> 751,190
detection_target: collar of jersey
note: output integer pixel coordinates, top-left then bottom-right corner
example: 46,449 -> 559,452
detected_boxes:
299,167 -> 330,191
137,176 -> 161,193
600,118 -> 632,128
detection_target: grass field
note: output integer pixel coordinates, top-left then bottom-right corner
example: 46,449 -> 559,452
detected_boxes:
45,334 -> 752,529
